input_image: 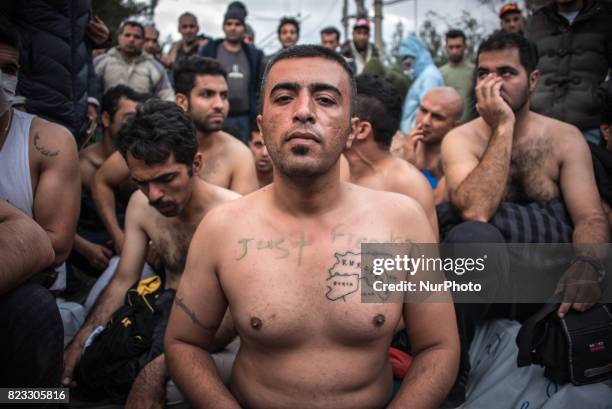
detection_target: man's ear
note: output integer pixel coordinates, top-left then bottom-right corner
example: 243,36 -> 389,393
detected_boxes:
601,123 -> 611,144
352,118 -> 372,142
101,111 -> 111,129
529,69 -> 540,93
175,93 -> 189,112
346,117 -> 361,149
193,152 -> 203,174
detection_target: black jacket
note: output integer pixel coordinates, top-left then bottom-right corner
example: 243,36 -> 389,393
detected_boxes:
526,0 -> 612,131
3,0 -> 98,138
199,39 -> 264,122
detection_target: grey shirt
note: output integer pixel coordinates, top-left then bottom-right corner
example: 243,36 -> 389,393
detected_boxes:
217,45 -> 251,115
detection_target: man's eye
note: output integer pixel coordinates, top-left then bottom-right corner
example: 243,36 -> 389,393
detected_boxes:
317,97 -> 335,106
501,71 -> 514,77
477,71 -> 488,78
273,95 -> 292,104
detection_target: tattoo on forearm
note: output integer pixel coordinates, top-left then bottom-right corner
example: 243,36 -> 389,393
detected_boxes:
174,296 -> 219,332
34,133 -> 59,157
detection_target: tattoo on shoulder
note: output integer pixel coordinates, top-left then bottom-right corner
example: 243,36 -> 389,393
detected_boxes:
34,133 -> 59,157
174,296 -> 219,332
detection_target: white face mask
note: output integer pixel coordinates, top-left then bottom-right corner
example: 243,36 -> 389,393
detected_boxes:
0,70 -> 18,116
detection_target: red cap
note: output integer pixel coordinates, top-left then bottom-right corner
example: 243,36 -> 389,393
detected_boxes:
499,2 -> 521,18
353,18 -> 370,30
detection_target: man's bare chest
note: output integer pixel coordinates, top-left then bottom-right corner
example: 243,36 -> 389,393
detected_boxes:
147,219 -> 197,276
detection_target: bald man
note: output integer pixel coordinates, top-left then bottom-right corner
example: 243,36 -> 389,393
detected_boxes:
343,74 -> 439,236
392,87 -> 463,204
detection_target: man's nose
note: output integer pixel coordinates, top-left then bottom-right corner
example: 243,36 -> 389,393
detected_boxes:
148,184 -> 164,202
293,92 -> 315,124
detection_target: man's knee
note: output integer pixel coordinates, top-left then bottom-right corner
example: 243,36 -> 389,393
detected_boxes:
444,221 -> 505,244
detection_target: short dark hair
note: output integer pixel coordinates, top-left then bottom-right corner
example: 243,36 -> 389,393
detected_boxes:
173,56 -> 228,96
601,80 -> 612,124
354,74 -> 402,149
179,12 -> 197,23
0,17 -> 20,50
118,99 -> 197,168
446,29 -> 466,42
320,26 -> 340,41
278,17 -> 300,36
476,31 -> 538,74
261,45 -> 357,114
119,20 -> 145,37
101,85 -> 149,121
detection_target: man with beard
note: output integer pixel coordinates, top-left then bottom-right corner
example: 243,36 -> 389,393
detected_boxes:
165,45 -> 459,409
63,100 -> 240,406
439,30 -> 474,124
248,123 -> 273,187
163,13 -> 209,70
95,21 -> 174,101
200,2 -> 265,144
440,32 -> 608,404
92,57 -> 258,255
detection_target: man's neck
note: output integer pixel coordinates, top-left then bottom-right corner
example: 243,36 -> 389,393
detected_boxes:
510,103 -> 534,142
257,170 -> 273,188
448,59 -> 465,68
101,131 -> 116,158
344,144 -> 387,180
223,39 -> 242,53
419,142 -> 442,174
272,165 -> 344,216
196,128 -> 218,151
177,178 -> 208,223
557,0 -> 584,13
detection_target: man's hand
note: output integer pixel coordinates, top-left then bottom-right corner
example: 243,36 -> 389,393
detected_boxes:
403,124 -> 425,165
111,232 -> 125,255
87,16 -> 110,47
63,337 -> 86,387
556,260 -> 602,317
475,74 -> 515,130
82,241 -> 113,271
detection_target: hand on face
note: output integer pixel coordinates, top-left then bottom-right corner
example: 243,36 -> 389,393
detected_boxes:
476,73 -> 515,129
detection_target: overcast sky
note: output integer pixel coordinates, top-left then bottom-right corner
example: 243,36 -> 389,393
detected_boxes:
153,0 -> 526,55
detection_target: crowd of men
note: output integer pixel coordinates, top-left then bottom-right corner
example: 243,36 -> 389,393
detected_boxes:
1,0 -> 612,408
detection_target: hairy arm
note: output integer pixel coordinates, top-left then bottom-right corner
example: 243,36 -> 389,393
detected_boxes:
559,132 -> 610,244
63,192 -> 150,385
0,201 -> 55,295
125,354 -> 167,409
165,210 -> 241,409
230,146 -> 259,195
32,120 -> 81,266
389,203 -> 460,408
444,76 -> 516,222
92,151 -> 131,253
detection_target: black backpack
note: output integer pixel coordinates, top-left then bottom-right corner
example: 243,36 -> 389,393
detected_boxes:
516,302 -> 612,385
75,276 -> 175,401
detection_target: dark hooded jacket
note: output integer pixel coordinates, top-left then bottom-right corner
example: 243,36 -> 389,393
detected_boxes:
526,0 -> 612,131
2,0 -> 98,138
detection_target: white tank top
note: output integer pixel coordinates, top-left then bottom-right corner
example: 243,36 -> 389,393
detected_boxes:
0,109 -> 34,216
0,109 -> 66,290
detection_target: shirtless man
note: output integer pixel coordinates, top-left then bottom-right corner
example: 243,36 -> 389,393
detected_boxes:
63,100 -> 239,406
74,85 -> 147,270
344,74 -> 438,235
165,45 -> 459,409
92,56 -> 257,254
442,32 -> 608,259
394,87 -> 463,205
248,123 -> 273,187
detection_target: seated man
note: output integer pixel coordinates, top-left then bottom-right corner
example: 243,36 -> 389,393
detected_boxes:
63,100 -> 240,405
392,87 -> 464,205
248,121 -> 273,188
0,23 -> 80,290
92,57 -> 258,254
441,31 -> 609,403
0,200 -> 62,393
165,45 -> 459,409
73,85 -> 147,272
343,74 -> 438,236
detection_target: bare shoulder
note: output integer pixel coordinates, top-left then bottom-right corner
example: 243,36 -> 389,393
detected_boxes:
30,115 -> 77,160
218,131 -> 252,157
387,157 -> 431,194
126,189 -> 152,221
347,183 -> 428,225
202,180 -> 242,206
534,112 -> 584,146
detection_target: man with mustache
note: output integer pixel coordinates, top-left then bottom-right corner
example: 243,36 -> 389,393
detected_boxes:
166,45 -> 459,409
92,57 -> 258,255
63,100 -> 239,407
